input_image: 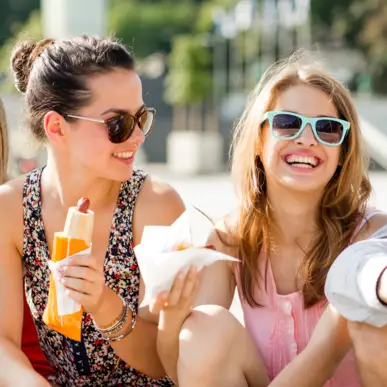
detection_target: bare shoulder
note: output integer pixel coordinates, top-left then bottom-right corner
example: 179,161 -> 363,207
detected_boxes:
0,177 -> 25,252
0,176 -> 27,345
0,176 -> 25,233
354,210 -> 387,242
133,174 -> 186,244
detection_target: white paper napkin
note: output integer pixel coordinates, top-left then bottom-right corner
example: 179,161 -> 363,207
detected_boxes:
48,246 -> 91,316
134,207 -> 239,306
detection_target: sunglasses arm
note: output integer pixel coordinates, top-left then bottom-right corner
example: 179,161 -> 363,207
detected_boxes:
65,114 -> 105,124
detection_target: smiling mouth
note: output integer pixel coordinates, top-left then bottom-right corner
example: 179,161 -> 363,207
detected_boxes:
112,151 -> 134,159
284,155 -> 320,169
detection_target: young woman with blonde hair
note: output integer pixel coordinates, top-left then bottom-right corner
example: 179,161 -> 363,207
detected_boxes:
153,53 -> 387,386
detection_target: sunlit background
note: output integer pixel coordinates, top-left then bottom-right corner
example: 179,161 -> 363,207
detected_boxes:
0,0 -> 386,178
1,0 -> 386,322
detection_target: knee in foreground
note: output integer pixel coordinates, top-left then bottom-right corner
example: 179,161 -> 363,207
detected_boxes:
178,305 -> 242,370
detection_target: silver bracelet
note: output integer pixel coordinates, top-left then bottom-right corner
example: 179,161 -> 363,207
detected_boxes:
105,320 -> 133,343
104,303 -> 137,343
94,295 -> 128,335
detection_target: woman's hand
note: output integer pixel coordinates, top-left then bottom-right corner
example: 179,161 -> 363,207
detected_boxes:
57,253 -> 106,315
150,265 -> 203,385
150,265 -> 203,329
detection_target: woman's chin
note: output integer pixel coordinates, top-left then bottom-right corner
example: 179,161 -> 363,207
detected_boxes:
105,165 -> 134,182
280,176 -> 327,193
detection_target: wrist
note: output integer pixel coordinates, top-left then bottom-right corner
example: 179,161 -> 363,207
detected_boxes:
158,308 -> 190,332
157,316 -> 182,350
91,287 -> 127,325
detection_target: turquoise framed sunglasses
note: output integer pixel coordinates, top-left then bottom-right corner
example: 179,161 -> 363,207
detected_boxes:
262,111 -> 351,146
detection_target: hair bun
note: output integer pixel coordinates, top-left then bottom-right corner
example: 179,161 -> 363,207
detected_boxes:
10,38 -> 55,93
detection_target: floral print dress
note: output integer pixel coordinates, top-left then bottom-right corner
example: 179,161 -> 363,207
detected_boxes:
23,168 -> 173,386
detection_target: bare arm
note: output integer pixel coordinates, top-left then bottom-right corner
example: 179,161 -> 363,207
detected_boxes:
91,176 -> 186,379
156,219 -> 237,383
0,182 -> 50,386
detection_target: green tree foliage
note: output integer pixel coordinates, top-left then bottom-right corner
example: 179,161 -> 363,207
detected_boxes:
164,34 -> 212,105
311,0 -> 387,93
352,0 -> 387,93
163,0 -> 238,106
108,0 -> 197,59
0,10 -> 42,92
0,0 -> 39,46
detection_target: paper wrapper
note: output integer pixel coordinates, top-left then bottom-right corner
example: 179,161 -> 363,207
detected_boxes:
48,247 -> 91,316
43,233 -> 91,342
134,207 -> 239,307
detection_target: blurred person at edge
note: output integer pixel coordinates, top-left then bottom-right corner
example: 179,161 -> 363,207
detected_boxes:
151,53 -> 387,387
0,93 -> 54,381
326,218 -> 387,387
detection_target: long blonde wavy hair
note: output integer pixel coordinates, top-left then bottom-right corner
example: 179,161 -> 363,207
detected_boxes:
231,53 -> 372,308
0,98 -> 8,184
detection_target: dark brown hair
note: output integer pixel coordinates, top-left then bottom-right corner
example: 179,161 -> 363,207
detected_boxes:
10,35 -> 135,142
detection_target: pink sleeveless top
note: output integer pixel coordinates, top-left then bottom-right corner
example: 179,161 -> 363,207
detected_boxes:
236,208 -> 382,386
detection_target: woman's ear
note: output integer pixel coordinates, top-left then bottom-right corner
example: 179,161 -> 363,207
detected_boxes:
44,111 -> 65,144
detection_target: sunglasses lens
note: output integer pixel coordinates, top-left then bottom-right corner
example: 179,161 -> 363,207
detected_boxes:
138,110 -> 155,136
272,114 -> 302,138
316,119 -> 343,144
107,115 -> 134,144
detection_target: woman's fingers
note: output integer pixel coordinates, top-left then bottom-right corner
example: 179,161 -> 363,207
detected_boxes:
58,265 -> 97,282
180,266 -> 199,303
167,270 -> 186,306
150,291 -> 168,315
60,276 -> 93,295
66,254 -> 101,271
168,266 -> 201,307
151,266 -> 203,313
65,288 -> 95,305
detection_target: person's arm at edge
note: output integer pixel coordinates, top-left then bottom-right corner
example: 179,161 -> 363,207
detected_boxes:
326,215 -> 387,327
0,180 -> 50,386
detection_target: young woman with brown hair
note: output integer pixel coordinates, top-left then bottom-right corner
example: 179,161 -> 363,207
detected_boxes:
0,35 -> 186,386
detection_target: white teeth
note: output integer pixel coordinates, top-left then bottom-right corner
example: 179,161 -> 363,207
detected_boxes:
113,151 -> 134,159
285,155 -> 318,167
291,163 -> 313,169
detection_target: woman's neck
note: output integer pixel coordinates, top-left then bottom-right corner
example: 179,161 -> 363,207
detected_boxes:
41,149 -> 121,211
267,184 -> 322,248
